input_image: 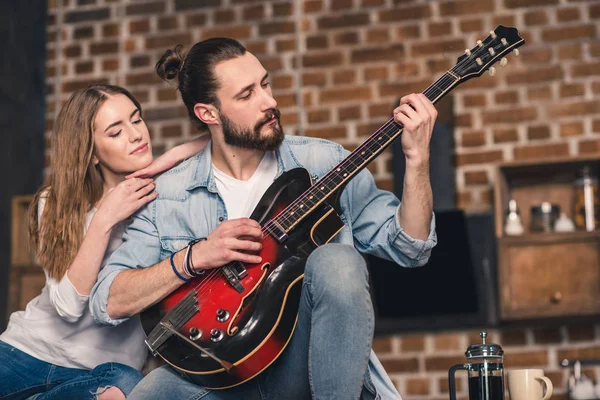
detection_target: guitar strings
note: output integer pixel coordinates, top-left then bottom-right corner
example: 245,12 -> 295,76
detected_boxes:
166,36 -> 514,324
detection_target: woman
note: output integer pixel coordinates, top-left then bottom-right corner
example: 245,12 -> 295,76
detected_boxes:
0,84 -> 208,399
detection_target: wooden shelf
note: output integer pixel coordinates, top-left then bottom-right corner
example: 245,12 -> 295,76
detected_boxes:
494,156 -> 600,321
499,230 -> 600,245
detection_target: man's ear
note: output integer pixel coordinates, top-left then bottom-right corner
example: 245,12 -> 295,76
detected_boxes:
194,103 -> 219,126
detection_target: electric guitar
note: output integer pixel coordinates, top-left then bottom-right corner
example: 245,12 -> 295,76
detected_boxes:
140,26 -> 525,389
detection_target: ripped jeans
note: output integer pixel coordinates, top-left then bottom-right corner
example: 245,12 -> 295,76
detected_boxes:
0,341 -> 142,400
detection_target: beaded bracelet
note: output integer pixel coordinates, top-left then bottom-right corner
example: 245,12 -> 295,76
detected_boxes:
184,237 -> 206,277
170,252 -> 191,283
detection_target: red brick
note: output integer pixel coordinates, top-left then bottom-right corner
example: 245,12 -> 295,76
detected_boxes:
482,107 -> 537,124
338,105 -> 361,121
333,70 -> 356,85
524,10 -> 549,25
351,45 -> 404,64
406,377 -> 430,395
412,39 -> 465,57
567,324 -> 596,342
372,336 -> 392,354
560,121 -> 584,137
209,10 -> 232,24
364,66 -> 388,82
334,31 -> 359,45
381,357 -> 419,373
522,47 -> 552,64
557,346 -> 600,361
506,65 -> 563,85
558,43 -> 582,60
505,0 -> 558,7
425,355 -> 465,371
542,24 -> 597,42
145,33 -> 192,50
556,7 -> 580,22
465,170 -> 488,185
547,101 -> 600,118
245,40 -> 267,55
63,44 -> 81,58
379,5 -> 431,22
527,86 -> 553,101
572,62 -> 600,78
273,2 -> 293,17
513,143 -> 569,160
456,150 -> 504,166
307,110 -> 331,124
203,26 -> 251,40
102,59 -> 119,71
158,16 -> 178,31
90,41 -> 119,55
126,72 -> 157,86
428,21 -> 452,37
304,0 -> 323,13
331,0 -> 353,10
321,86 -> 372,104
380,80 -> 431,97
504,350 -> 549,368
306,35 -> 328,50
276,38 -> 296,53
560,83 -> 585,98
495,91 -> 519,104
528,125 -> 551,140
533,328 -> 563,344
304,125 -> 347,140
157,88 -> 178,102
396,24 -> 421,40
185,13 -> 207,27
318,12 -> 369,30
457,191 -> 473,209
272,75 -> 293,90
594,119 -> 600,133
130,19 -> 150,34
426,58 -> 451,74
302,72 -> 326,86
499,329 -> 528,346
302,52 -> 343,68
460,19 -> 483,33
73,25 -> 94,39
463,94 -> 486,108
162,124 -> 182,138
276,93 -> 297,108
366,28 -> 390,44
75,61 -> 94,74
580,140 -> 600,155
125,2 -> 165,16
462,130 -> 486,147
439,0 -> 495,15
494,128 -> 519,143
242,4 -> 264,20
369,102 -> 393,118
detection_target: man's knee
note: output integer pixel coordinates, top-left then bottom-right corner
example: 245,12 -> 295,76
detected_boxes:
305,244 -> 370,302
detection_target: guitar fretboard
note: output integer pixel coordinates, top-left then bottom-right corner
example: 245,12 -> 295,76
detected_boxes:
268,70 -> 461,235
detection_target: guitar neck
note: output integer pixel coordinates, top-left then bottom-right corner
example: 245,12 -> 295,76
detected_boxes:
268,70 -> 461,235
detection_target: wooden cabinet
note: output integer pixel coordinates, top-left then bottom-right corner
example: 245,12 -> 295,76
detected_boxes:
8,196 -> 45,318
494,156 -> 600,320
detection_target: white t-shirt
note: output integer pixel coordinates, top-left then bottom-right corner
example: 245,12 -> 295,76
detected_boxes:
213,152 -> 278,219
0,199 -> 147,370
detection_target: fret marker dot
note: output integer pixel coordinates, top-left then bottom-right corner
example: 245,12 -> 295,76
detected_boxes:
343,173 -> 347,177
320,187 -> 325,190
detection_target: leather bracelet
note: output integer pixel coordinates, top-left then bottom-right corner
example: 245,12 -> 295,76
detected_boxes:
185,238 -> 206,277
170,252 -> 191,283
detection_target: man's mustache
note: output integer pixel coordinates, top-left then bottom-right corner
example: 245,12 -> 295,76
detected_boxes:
256,108 -> 281,129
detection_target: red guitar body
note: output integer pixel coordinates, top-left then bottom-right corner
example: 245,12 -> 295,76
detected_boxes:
141,168 -> 345,389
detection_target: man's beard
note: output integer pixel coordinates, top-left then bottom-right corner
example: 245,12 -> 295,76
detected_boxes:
220,108 -> 284,152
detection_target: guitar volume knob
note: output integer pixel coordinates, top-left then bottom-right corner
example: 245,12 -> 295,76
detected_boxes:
210,328 -> 224,342
216,309 -> 230,322
189,327 -> 203,341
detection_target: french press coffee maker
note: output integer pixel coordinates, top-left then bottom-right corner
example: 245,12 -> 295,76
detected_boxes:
449,331 -> 505,400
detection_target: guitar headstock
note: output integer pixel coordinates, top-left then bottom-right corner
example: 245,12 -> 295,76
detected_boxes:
453,25 -> 525,81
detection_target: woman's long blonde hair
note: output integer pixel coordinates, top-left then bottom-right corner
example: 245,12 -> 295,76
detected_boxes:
28,84 -> 142,280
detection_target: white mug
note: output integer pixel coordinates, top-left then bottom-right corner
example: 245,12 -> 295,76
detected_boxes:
508,369 -> 553,400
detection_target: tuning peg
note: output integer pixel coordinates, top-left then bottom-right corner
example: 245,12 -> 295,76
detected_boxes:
500,57 -> 508,67
477,40 -> 483,47
465,49 -> 471,56
490,30 -> 497,39
489,67 -> 497,76
488,48 -> 496,56
476,57 -> 483,66
513,49 -> 520,57
501,38 -> 508,46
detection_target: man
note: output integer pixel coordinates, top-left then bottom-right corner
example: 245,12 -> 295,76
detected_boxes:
90,37 -> 437,399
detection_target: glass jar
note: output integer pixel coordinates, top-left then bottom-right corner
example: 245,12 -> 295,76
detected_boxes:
574,166 -> 600,231
530,202 -> 560,233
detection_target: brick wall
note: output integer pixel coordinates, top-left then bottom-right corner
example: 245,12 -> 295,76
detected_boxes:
45,0 -> 600,398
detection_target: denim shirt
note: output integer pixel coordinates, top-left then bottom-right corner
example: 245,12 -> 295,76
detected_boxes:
90,136 -> 437,398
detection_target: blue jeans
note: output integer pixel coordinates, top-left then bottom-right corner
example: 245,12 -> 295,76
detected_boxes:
0,341 -> 143,400
129,244 -> 379,400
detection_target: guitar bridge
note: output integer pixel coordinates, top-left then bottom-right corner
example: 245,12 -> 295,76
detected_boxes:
221,263 -> 246,293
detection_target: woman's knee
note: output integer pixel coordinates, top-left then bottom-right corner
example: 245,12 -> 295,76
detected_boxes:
97,386 -> 126,400
91,362 -> 143,397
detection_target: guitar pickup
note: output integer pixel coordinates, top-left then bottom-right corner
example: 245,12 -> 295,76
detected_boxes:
221,264 -> 245,293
